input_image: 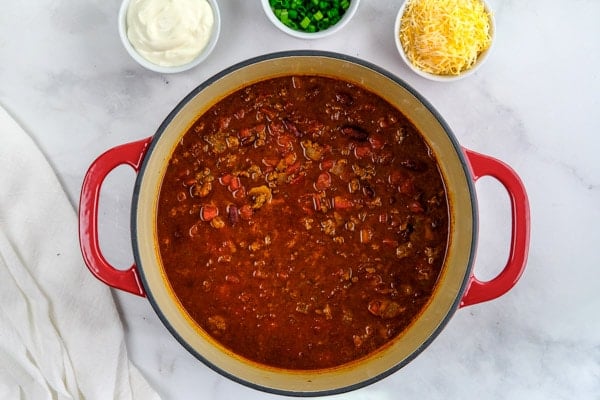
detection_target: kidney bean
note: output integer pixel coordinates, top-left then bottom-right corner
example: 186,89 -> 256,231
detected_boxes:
409,201 -> 424,213
341,125 -> 369,141
354,145 -> 372,159
362,184 -> 375,198
368,134 -> 385,149
240,134 -> 257,147
283,118 -> 302,137
227,204 -> 239,226
399,159 -> 427,172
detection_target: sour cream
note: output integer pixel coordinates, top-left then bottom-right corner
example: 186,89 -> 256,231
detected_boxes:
126,0 -> 214,67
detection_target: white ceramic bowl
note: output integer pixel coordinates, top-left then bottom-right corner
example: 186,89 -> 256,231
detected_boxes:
261,0 -> 360,39
118,0 -> 221,74
394,0 -> 495,82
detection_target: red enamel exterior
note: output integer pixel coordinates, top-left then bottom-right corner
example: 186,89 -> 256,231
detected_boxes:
459,148 -> 531,307
78,137 -> 152,297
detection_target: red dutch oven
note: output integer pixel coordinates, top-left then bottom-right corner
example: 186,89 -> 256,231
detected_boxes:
79,51 -> 530,396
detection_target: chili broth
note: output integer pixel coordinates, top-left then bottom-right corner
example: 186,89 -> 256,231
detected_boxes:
156,75 -> 449,370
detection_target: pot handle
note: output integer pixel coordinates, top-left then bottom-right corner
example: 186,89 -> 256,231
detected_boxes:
459,148 -> 530,307
78,137 -> 153,297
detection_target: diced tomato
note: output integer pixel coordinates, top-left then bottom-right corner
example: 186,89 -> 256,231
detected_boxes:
262,157 -> 279,167
314,172 -> 332,191
333,196 -> 354,210
284,152 -> 297,166
276,134 -> 294,149
219,173 -> 233,186
289,174 -> 305,185
270,121 -> 286,136
229,176 -> 241,191
239,204 -> 253,220
220,174 -> 244,194
297,194 -> 315,214
286,161 -> 302,175
232,187 -> 246,200
319,159 -> 334,171
239,127 -> 252,138
260,107 -> 277,120
360,228 -> 373,244
200,205 -> 219,221
389,170 -> 415,194
399,179 -> 415,195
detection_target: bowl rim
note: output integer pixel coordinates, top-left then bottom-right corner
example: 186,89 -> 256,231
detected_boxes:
118,0 -> 221,74
393,0 -> 495,82
260,0 -> 360,39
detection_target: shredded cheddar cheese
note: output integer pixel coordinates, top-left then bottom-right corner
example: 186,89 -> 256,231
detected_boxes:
399,0 -> 492,76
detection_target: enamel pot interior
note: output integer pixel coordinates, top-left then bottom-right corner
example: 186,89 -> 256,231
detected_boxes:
132,51 -> 477,396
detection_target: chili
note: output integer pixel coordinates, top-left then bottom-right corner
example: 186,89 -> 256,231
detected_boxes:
157,75 -> 449,370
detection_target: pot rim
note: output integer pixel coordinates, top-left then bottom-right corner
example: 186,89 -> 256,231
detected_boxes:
130,50 -> 479,396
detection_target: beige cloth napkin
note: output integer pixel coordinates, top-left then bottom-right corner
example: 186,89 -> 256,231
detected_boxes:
0,105 -> 160,400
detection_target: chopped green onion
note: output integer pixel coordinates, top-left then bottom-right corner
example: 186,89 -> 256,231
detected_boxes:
300,16 -> 311,29
317,19 -> 329,30
268,0 -> 352,33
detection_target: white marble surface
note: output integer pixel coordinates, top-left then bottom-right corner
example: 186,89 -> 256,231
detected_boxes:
1,0 -> 599,399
